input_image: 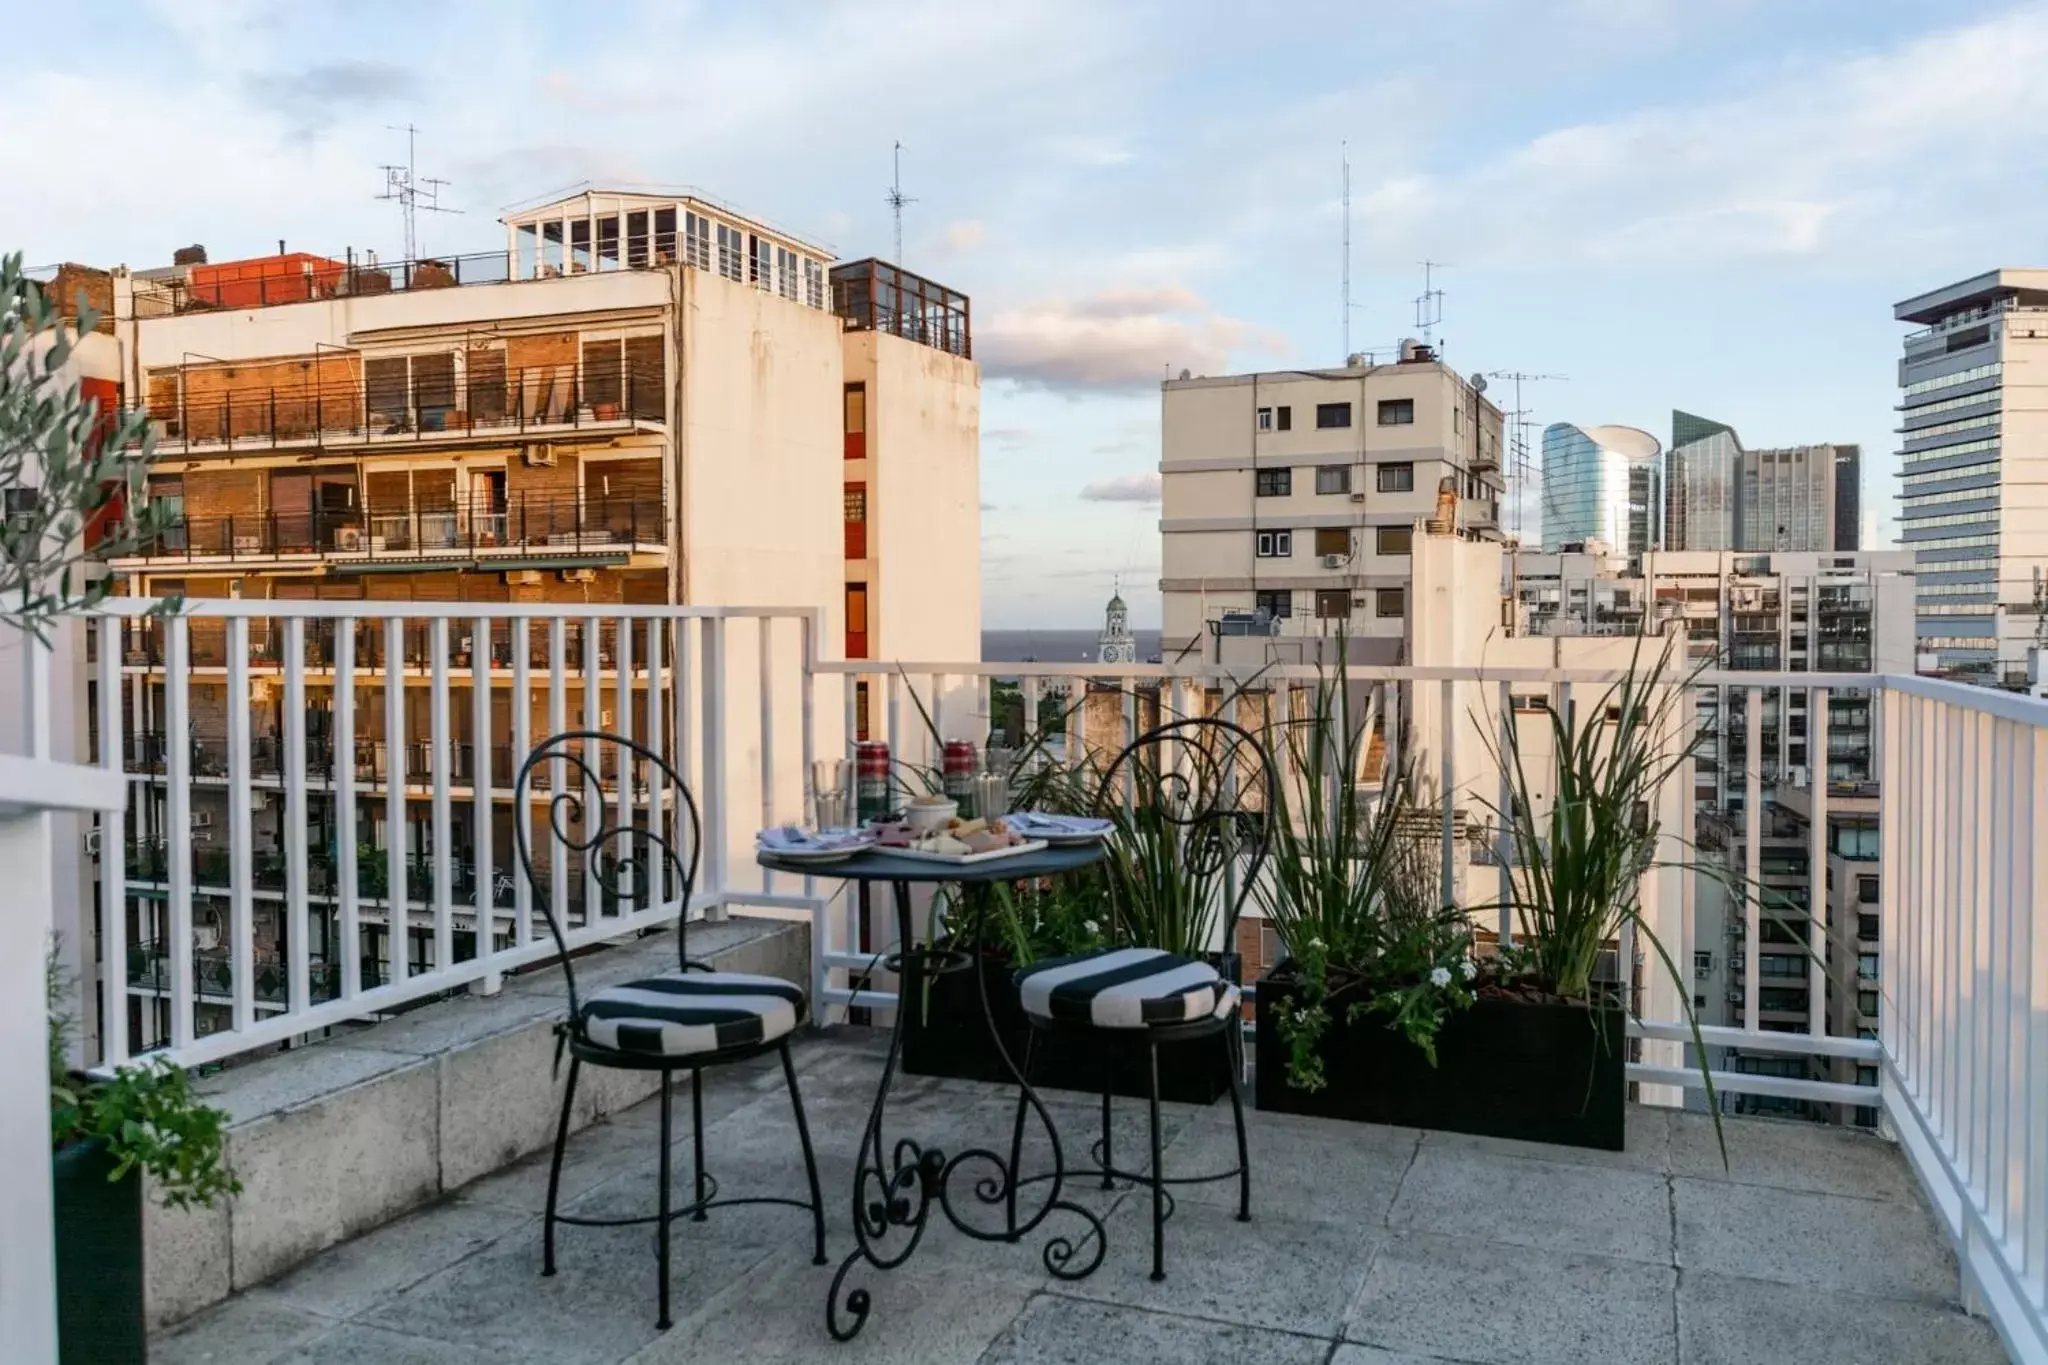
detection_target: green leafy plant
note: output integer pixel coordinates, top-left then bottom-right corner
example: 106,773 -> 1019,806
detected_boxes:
48,946 -> 239,1210
1253,653 -> 1475,1090
1,252 -> 179,636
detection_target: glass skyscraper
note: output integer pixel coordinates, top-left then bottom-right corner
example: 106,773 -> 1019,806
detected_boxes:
1540,422 -> 1662,552
1666,410 -> 1859,554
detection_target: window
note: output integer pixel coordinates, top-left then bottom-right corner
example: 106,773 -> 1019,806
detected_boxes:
1693,950 -> 1713,978
1255,530 -> 1292,558
716,224 -> 745,281
654,208 -> 679,264
1254,468 -> 1292,497
1256,407 -> 1273,432
596,215 -> 620,271
625,210 -> 650,268
681,211 -> 708,270
749,234 -> 774,288
1857,953 -> 1880,981
804,258 -> 825,309
776,246 -> 799,301
1276,405 -> 1292,431
1314,527 -> 1349,557
845,583 -> 869,658
569,217 -> 591,272
1857,875 -> 1879,904
1315,402 -> 1352,429
1376,587 -> 1405,618
1858,912 -> 1880,941
1378,463 -> 1414,493
843,483 -> 867,559
1254,589 -> 1291,619
1376,525 -> 1412,556
1857,989 -> 1879,1016
1315,465 -> 1352,495
1315,589 -> 1350,619
843,383 -> 866,459
1378,398 -> 1415,426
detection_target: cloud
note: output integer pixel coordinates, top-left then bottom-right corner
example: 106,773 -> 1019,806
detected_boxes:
941,219 -> 987,253
1079,473 -> 1161,503
246,60 -> 416,133
979,288 -> 1286,390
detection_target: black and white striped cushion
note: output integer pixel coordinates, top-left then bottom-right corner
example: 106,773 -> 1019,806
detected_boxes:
1016,947 -> 1237,1029
578,971 -> 804,1058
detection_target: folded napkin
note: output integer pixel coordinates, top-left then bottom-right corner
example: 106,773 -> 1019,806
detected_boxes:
1008,811 -> 1112,836
756,825 -> 873,852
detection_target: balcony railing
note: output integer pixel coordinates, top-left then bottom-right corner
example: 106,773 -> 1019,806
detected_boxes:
137,249 -> 523,316
118,492 -> 665,567
133,359 -> 664,453
49,599 -> 2048,1361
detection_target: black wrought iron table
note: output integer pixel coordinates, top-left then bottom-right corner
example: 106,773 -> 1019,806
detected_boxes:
757,841 -> 1111,1342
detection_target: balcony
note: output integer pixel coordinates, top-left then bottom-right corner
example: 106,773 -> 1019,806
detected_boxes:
45,601 -> 2048,1362
134,358 -> 664,457
111,493 -> 667,571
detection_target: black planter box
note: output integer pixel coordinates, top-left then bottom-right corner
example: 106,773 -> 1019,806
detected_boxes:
54,1137 -> 145,1364
1254,971 -> 1626,1150
901,950 -> 1233,1106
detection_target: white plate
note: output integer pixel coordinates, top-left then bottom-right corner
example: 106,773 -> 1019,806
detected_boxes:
760,844 -> 866,865
881,838 -> 1050,866
1009,814 -> 1112,846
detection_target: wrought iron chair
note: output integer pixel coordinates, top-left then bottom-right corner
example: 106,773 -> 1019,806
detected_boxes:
1010,714 -> 1274,1280
513,731 -> 827,1330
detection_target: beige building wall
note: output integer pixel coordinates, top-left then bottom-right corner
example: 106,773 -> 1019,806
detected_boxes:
1160,360 -> 1506,658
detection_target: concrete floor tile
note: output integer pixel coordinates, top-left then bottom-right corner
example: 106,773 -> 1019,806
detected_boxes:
1330,1347 -> 1473,1365
1676,1270 -> 2007,1365
150,1290 -> 335,1365
265,1199 -> 532,1320
623,1249 -> 1033,1365
1666,1110 -> 1916,1202
1344,1231 -> 1678,1365
1419,1105 -> 1671,1174
277,1322 -> 501,1364
1671,1178 -> 1959,1302
1051,1199 -> 1378,1337
979,1293 -> 1332,1364
1162,1109 -> 1414,1224
1388,1143 -> 1673,1265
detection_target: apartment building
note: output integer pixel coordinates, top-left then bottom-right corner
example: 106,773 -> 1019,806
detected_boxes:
56,186 -> 978,1046
1665,410 -> 1860,554
1158,344 -> 1506,659
1893,268 -> 2048,683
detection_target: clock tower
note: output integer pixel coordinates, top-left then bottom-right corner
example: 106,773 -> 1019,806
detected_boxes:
1097,586 -> 1136,665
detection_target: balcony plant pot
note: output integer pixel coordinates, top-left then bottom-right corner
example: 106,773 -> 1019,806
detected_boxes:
1253,967 -> 1626,1151
900,947 -> 1231,1105
52,1137 -> 145,1364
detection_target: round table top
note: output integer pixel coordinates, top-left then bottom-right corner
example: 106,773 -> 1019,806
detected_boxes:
756,839 -> 1107,885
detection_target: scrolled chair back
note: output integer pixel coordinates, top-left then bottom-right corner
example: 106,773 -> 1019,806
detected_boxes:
512,730 -> 702,1024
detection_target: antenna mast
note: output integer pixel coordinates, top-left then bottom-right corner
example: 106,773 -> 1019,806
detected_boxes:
1341,141 -> 1351,359
377,123 -> 459,262
1415,260 -> 1447,347
1486,370 -> 1566,541
887,141 -> 918,265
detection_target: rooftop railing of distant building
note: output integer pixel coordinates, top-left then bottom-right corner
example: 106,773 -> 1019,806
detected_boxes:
133,249 -> 527,317
110,493 -> 667,567
42,602 -> 2048,1361
130,360 -> 666,453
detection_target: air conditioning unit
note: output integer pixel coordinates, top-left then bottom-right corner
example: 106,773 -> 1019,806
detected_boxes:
334,526 -> 364,551
522,444 -> 556,467
1322,554 -> 1346,568
1348,492 -> 1366,503
561,568 -> 596,584
504,570 -> 541,587
191,810 -> 214,829
82,829 -> 102,857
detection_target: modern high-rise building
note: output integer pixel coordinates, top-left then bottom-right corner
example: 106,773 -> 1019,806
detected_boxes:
1665,410 -> 1859,553
1157,343 -> 1506,659
1538,422 -> 1661,552
1893,268 -> 2048,683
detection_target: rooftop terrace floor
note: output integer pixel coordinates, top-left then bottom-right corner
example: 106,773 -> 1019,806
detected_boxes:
153,1029 -> 2006,1365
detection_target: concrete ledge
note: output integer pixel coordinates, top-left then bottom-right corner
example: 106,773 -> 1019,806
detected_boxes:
145,915 -> 810,1328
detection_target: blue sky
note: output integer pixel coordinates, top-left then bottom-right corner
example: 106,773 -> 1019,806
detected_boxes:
9,0 -> 2047,627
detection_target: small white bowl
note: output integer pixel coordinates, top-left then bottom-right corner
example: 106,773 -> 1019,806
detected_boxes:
903,798 -> 958,834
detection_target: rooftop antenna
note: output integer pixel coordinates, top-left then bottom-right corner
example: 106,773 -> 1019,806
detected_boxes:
1415,259 -> 1448,348
1341,140 -> 1352,360
1486,370 -> 1566,540
377,123 -> 459,262
887,140 -> 917,266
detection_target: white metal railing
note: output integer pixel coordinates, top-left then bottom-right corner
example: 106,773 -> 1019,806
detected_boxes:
70,600 -> 827,1072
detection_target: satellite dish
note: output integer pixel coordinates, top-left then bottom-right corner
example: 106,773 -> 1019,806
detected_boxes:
1471,373 -> 1489,394
1178,368 -> 1192,381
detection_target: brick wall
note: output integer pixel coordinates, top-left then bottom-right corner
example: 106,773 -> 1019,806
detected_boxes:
47,264 -> 114,331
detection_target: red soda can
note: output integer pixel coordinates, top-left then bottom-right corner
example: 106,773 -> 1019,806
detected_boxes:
856,740 -> 892,823
943,740 -> 976,817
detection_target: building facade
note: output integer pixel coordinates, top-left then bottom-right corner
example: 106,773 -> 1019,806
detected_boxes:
1893,268 -> 2048,683
1538,421 -> 1661,553
1665,410 -> 1859,554
1158,346 -> 1506,659
64,186 -> 980,1048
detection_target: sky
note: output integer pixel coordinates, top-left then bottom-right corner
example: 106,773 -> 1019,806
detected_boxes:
8,0 -> 2048,628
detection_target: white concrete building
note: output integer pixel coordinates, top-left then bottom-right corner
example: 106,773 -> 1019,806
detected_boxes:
1158,347 -> 1506,661
1894,268 -> 2048,683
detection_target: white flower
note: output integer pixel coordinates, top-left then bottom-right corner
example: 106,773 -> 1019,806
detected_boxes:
1307,935 -> 1325,950
1459,959 -> 1478,981
1429,966 -> 1452,988
1083,920 -> 1100,935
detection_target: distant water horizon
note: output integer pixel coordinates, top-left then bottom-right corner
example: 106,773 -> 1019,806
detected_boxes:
981,628 -> 1164,663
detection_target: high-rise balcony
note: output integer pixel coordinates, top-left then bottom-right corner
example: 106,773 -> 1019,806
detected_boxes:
27,600 -> 2048,1362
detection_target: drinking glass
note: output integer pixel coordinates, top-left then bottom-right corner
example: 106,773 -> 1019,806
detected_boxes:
973,772 -> 1009,821
815,790 -> 849,832
811,759 -> 847,828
